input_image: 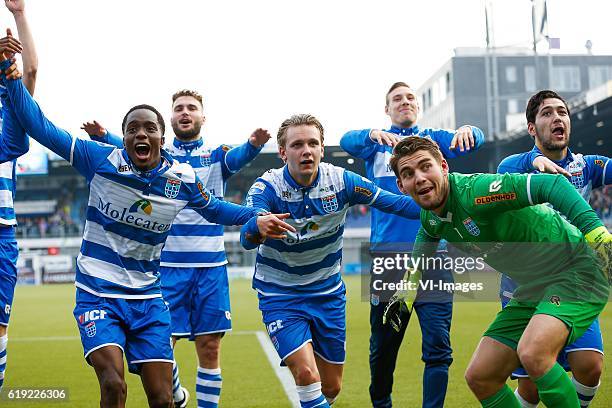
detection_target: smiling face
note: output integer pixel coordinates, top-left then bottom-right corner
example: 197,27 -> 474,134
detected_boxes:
395,149 -> 449,214
279,124 -> 324,187
123,108 -> 165,171
529,97 -> 571,155
385,85 -> 419,128
170,95 -> 205,141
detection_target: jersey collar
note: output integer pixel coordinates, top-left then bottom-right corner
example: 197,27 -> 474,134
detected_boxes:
389,125 -> 420,136
173,138 -> 204,151
120,149 -> 173,180
283,165 -> 321,191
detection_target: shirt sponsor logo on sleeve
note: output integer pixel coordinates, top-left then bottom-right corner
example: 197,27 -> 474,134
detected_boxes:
594,159 -> 605,168
354,186 -> 373,197
197,181 -> 209,201
474,193 -> 516,205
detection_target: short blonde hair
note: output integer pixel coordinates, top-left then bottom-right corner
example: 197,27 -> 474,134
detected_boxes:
277,114 -> 325,147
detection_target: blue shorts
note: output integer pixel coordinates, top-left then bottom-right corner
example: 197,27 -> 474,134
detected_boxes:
160,265 -> 231,339
500,275 -> 604,378
0,234 -> 18,326
260,287 -> 346,365
73,289 -> 174,374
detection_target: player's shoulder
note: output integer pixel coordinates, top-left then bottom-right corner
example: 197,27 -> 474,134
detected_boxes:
318,162 -> 346,184
258,167 -> 285,193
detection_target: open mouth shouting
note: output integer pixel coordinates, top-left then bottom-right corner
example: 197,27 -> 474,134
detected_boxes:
551,125 -> 565,139
417,185 -> 435,199
178,117 -> 192,129
134,143 -> 152,161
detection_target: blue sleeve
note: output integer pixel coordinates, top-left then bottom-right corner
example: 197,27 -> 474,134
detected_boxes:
339,129 -> 379,160
223,141 -> 262,177
240,179 -> 276,249
0,66 -> 113,180
187,175 -> 260,225
584,155 -> 611,188
90,130 -> 123,149
427,126 -> 485,159
344,171 -> 420,219
497,151 -> 541,174
0,91 -> 28,163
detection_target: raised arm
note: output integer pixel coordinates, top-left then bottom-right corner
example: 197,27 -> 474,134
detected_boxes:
223,128 -> 268,176
340,129 -> 384,160
6,0 -> 37,95
344,170 -> 420,219
0,90 -> 27,162
427,126 -> 484,158
81,120 -> 123,148
0,58 -> 112,179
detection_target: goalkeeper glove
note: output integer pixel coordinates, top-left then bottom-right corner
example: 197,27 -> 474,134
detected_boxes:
585,226 -> 611,284
383,268 -> 421,332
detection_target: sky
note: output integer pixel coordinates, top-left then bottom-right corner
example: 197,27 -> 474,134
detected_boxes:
7,0 -> 612,149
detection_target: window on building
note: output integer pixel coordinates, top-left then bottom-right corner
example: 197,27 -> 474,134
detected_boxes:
552,66 -> 581,92
505,66 -> 517,83
438,76 -> 447,103
588,66 -> 612,89
446,72 -> 452,94
421,93 -> 428,112
507,99 -> 519,114
525,66 -> 536,91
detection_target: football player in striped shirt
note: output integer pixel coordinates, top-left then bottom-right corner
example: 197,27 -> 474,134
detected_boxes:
82,90 -> 269,408
240,114 -> 422,408
0,56 -> 293,407
0,0 -> 37,392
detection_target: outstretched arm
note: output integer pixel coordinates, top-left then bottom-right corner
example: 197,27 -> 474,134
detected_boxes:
429,126 -> 485,158
6,0 -> 37,95
223,128 -> 268,176
0,58 -> 112,179
81,120 -> 123,148
340,128 -> 390,160
344,170 -> 420,219
498,151 -> 570,177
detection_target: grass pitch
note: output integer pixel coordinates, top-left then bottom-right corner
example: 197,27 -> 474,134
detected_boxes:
2,276 -> 611,407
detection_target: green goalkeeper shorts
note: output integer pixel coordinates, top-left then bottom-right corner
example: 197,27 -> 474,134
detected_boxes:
484,295 -> 606,350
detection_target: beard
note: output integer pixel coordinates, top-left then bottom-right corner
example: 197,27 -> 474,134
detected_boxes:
540,137 -> 568,151
172,120 -> 202,140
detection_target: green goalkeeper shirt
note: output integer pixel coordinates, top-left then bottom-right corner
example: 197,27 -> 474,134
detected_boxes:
415,172 -> 608,303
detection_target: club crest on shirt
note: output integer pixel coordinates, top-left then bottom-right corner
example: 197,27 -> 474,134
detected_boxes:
322,193 -> 339,213
200,153 -> 212,167
462,217 -> 480,236
164,178 -> 181,199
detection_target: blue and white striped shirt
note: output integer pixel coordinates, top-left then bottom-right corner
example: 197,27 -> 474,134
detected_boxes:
240,163 -> 420,297
96,133 -> 262,267
0,71 -> 260,299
